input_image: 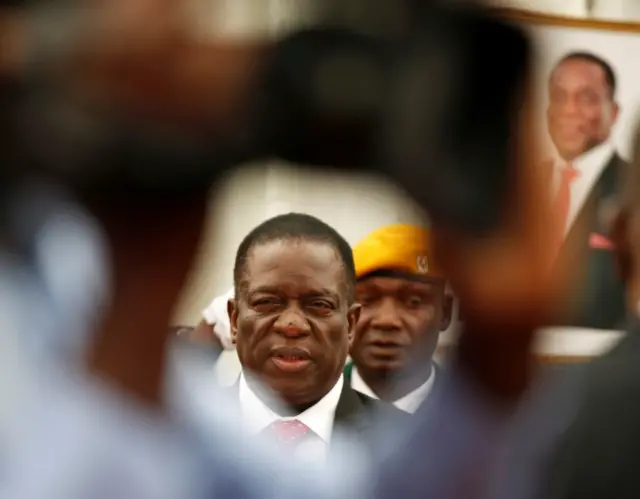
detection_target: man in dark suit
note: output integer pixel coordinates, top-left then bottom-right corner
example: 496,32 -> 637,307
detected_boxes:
227,213 -> 406,459
546,51 -> 627,330
345,224 -> 453,414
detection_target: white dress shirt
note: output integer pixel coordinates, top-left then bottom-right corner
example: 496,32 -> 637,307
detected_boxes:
552,140 -> 614,236
239,373 -> 344,463
350,365 -> 435,414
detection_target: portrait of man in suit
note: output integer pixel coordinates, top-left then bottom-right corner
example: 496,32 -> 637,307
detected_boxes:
545,51 -> 628,330
228,213 -> 406,462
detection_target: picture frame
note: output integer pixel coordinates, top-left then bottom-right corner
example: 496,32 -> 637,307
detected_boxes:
479,8 -> 640,361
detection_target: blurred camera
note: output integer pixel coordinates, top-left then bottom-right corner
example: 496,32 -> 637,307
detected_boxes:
5,1 -> 531,235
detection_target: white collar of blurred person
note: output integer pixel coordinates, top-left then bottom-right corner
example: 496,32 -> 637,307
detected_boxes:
350,364 -> 435,414
239,372 -> 344,444
6,181 -> 112,363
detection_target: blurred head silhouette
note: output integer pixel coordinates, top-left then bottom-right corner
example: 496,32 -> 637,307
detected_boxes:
77,141 -> 213,407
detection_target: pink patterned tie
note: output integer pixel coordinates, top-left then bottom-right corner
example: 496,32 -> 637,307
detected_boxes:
266,419 -> 311,450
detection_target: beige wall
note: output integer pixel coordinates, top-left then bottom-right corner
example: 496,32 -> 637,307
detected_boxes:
172,163 -> 427,325
488,0 -> 640,20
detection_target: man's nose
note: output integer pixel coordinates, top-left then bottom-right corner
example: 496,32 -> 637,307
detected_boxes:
370,298 -> 403,330
560,97 -> 581,115
273,307 -> 311,337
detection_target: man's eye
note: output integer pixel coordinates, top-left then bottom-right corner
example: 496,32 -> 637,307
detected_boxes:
310,300 -> 333,309
406,295 -> 426,307
252,298 -> 279,308
579,93 -> 598,105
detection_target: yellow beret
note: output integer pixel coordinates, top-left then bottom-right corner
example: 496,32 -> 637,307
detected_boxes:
352,224 -> 442,279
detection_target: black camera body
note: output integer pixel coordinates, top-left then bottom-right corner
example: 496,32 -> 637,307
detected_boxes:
3,1 -> 531,235
257,4 -> 531,234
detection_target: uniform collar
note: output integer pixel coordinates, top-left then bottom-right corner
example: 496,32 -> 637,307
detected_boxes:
350,365 -> 435,413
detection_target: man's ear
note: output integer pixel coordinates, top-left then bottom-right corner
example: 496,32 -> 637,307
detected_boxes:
227,298 -> 239,344
610,101 -> 620,125
440,294 -> 454,332
347,303 -> 361,349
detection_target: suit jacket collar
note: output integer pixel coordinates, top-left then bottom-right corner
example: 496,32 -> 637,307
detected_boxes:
564,152 -> 625,243
333,381 -> 369,436
559,153 -> 624,268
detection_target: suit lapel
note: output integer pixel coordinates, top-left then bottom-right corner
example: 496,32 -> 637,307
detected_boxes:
343,361 -> 354,385
333,383 -> 369,441
556,153 -> 627,329
564,153 -> 622,246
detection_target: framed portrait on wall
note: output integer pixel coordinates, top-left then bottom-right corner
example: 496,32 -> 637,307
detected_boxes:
480,9 -> 640,359
494,9 -> 640,163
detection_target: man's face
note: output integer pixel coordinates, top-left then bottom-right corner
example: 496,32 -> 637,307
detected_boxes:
351,275 -> 452,374
230,239 -> 359,406
547,58 -> 618,161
